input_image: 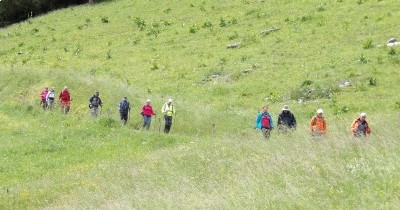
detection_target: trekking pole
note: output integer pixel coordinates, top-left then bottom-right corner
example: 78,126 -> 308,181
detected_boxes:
158,117 -> 161,133
212,123 -> 216,138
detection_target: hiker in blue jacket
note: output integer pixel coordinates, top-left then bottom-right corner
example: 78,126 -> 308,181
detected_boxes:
255,106 -> 274,138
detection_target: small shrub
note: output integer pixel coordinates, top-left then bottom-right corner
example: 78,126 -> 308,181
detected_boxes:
316,4 -> 326,12
106,50 -> 112,59
377,56 -> 383,64
228,31 -> 239,40
395,101 -> 400,109
189,25 -> 200,34
388,48 -> 396,56
202,20 -> 213,28
363,39 -> 374,49
147,23 -> 161,37
358,54 -> 368,64
357,0 -> 363,5
135,17 -> 146,30
301,80 -> 313,87
300,14 -> 313,22
151,62 -> 159,70
368,77 -> 377,86
163,8 -> 172,14
219,18 -> 227,27
101,17 -> 109,23
74,45 -> 82,55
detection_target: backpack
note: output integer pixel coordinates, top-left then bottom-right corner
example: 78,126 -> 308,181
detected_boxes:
48,92 -> 55,99
91,97 -> 100,106
120,101 -> 129,112
261,114 -> 271,128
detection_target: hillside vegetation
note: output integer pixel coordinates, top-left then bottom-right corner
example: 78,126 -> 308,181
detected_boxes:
1,0 -> 400,209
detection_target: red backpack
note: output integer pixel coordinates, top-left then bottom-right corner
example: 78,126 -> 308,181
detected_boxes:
261,114 -> 271,128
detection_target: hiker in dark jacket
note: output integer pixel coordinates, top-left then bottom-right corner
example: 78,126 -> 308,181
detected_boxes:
351,112 -> 371,138
277,105 -> 297,133
89,91 -> 102,117
119,97 -> 131,125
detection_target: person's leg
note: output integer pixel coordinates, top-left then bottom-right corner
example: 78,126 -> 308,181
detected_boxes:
122,113 -> 128,125
146,117 -> 151,130
261,128 -> 271,139
165,116 -> 172,133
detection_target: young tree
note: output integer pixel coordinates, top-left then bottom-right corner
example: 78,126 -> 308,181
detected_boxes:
89,0 -> 94,4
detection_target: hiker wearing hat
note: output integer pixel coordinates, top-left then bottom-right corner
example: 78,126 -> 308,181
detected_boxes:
119,97 -> 131,125
40,87 -> 49,110
59,86 -> 71,114
141,99 -> 156,130
161,98 -> 176,133
255,106 -> 274,139
89,91 -> 102,117
351,113 -> 371,138
277,105 -> 297,133
46,87 -> 56,110
309,108 -> 327,136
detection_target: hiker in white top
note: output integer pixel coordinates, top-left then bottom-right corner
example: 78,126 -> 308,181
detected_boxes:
46,87 -> 56,110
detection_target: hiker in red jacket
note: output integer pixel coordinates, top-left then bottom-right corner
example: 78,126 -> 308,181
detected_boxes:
141,99 -> 156,130
40,87 -> 49,110
59,86 -> 71,114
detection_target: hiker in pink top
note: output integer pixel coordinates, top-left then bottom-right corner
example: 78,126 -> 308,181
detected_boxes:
40,87 -> 49,109
141,99 -> 156,130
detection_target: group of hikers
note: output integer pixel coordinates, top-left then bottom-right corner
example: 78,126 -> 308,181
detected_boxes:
40,86 -> 176,133
41,86 -> 371,137
255,105 -> 371,138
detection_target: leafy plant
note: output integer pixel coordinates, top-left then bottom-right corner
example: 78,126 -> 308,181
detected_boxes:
135,17 -> 146,30
388,48 -> 396,56
363,39 -> 374,49
101,17 -> 109,23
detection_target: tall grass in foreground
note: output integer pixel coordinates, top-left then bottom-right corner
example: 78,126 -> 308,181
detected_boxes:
1,99 -> 399,209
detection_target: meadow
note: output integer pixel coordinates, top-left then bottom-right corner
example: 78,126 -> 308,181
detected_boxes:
0,0 -> 400,208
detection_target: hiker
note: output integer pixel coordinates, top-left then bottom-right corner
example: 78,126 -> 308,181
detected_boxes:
309,109 -> 327,136
46,87 -> 56,110
89,91 -> 102,117
40,87 -> 49,110
141,99 -> 156,130
58,86 -> 71,114
119,97 -> 131,125
255,106 -> 274,138
351,112 -> 371,138
277,105 -> 296,133
161,98 -> 176,133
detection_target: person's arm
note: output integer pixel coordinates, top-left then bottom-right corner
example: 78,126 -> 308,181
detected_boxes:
255,113 -> 261,129
161,103 -> 166,114
309,117 -> 315,135
366,122 -> 371,134
292,114 -> 297,128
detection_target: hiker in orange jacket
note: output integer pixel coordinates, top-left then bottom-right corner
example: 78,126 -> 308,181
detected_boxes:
309,109 -> 327,136
351,112 -> 371,138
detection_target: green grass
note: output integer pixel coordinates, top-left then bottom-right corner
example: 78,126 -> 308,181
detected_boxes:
1,0 -> 400,208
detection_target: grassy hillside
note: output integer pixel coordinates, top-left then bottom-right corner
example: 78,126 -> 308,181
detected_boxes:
1,0 -> 400,208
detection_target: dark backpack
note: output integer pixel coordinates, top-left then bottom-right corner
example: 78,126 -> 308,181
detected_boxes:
261,114 -> 271,128
120,101 -> 130,113
91,97 -> 100,107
